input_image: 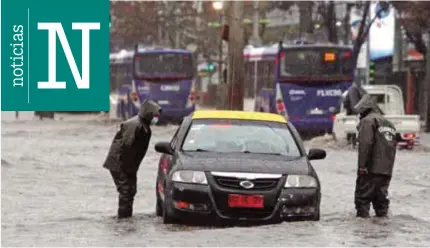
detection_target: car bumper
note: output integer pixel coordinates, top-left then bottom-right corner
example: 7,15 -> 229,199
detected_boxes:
168,181 -> 320,222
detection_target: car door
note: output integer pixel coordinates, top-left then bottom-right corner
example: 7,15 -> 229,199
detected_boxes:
157,127 -> 180,194
157,117 -> 192,187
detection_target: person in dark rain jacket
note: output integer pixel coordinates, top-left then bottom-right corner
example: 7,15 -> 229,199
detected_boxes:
342,83 -> 366,144
103,100 -> 162,219
353,94 -> 397,218
343,82 -> 364,115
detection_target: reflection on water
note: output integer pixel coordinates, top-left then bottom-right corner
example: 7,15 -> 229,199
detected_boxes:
2,117 -> 430,246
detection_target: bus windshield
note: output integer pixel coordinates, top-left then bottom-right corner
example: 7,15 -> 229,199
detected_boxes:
134,53 -> 194,77
280,47 -> 354,78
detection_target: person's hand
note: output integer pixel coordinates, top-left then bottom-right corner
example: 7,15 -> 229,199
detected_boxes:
358,167 -> 368,176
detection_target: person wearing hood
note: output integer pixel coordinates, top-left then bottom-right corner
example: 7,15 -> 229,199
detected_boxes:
343,82 -> 365,115
341,83 -> 366,144
103,100 -> 162,219
353,94 -> 397,218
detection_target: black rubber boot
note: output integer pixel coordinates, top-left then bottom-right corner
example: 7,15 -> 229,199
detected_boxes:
375,210 -> 388,218
117,207 -> 132,219
356,210 -> 370,218
117,197 -> 133,219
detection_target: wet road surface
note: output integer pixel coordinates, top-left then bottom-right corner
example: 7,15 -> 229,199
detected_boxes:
2,116 -> 430,246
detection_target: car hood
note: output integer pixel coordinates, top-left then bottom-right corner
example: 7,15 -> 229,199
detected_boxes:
177,152 -> 310,175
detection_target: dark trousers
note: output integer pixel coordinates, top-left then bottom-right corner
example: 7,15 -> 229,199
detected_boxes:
110,170 -> 137,218
354,173 -> 391,216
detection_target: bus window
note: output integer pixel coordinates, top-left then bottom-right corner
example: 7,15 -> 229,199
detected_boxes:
280,47 -> 353,78
258,60 -> 275,90
134,53 -> 194,78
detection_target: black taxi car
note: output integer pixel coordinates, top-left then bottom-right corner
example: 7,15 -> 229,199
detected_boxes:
154,110 -> 326,224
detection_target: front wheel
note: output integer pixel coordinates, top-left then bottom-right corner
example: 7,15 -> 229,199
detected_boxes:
162,192 -> 178,224
162,201 -> 176,224
155,187 -> 163,217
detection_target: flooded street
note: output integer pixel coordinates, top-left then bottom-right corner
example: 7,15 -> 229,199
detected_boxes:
2,116 -> 430,246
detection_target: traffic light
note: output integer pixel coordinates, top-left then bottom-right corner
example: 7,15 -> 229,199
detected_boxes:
369,61 -> 375,84
206,62 -> 215,72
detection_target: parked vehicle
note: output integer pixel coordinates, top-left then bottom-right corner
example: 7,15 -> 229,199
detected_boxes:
154,110 -> 326,224
332,85 -> 421,149
110,46 -> 197,124
247,42 -> 354,138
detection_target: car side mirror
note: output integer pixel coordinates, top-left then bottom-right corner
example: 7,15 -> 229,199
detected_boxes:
155,142 -> 173,155
307,148 -> 326,160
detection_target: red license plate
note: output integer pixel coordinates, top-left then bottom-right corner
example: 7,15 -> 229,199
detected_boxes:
228,194 -> 264,208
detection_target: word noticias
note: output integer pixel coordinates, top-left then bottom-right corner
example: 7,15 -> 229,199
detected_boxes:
11,25 -> 25,87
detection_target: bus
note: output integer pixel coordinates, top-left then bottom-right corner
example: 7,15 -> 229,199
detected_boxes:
247,43 -> 354,137
110,46 -> 197,123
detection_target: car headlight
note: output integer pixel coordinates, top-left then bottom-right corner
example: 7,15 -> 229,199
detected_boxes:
172,170 -> 208,185
284,175 -> 317,188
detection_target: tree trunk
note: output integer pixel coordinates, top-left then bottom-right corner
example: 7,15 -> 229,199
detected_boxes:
298,2 -> 315,42
226,1 -> 245,110
216,1 -> 231,110
326,1 -> 338,44
250,0 -> 262,46
425,32 -> 430,132
343,3 -> 354,45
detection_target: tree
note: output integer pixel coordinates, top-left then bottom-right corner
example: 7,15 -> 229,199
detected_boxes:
342,3 -> 355,45
110,1 -> 200,51
268,2 -> 314,41
318,1 -> 338,44
392,1 -> 430,132
110,1 -> 160,49
391,1 -> 429,55
298,2 -> 315,41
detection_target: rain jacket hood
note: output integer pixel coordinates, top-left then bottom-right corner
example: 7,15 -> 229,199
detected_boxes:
139,100 -> 162,123
353,94 -> 381,117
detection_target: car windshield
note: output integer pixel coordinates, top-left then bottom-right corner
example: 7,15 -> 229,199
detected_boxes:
181,119 -> 301,157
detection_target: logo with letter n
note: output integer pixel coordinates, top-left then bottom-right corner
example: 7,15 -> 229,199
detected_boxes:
0,0 -> 109,111
37,23 -> 100,90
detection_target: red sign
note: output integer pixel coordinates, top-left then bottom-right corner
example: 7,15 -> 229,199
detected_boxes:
228,194 -> 264,208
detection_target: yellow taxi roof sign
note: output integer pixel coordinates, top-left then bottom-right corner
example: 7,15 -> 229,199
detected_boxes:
192,110 -> 287,123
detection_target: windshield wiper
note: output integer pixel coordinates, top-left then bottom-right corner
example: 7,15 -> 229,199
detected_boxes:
242,151 -> 282,156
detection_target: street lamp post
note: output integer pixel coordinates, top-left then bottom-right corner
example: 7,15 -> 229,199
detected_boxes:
212,1 -> 223,84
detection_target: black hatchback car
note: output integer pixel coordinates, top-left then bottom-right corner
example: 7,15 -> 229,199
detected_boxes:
154,110 -> 326,224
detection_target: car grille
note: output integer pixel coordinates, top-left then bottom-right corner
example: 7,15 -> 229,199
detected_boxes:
218,209 -> 273,219
213,176 -> 280,190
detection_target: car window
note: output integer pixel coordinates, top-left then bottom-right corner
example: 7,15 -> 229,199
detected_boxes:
170,128 -> 180,149
181,119 -> 301,158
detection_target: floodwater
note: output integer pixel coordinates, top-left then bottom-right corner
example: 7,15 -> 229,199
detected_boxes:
2,115 -> 430,246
